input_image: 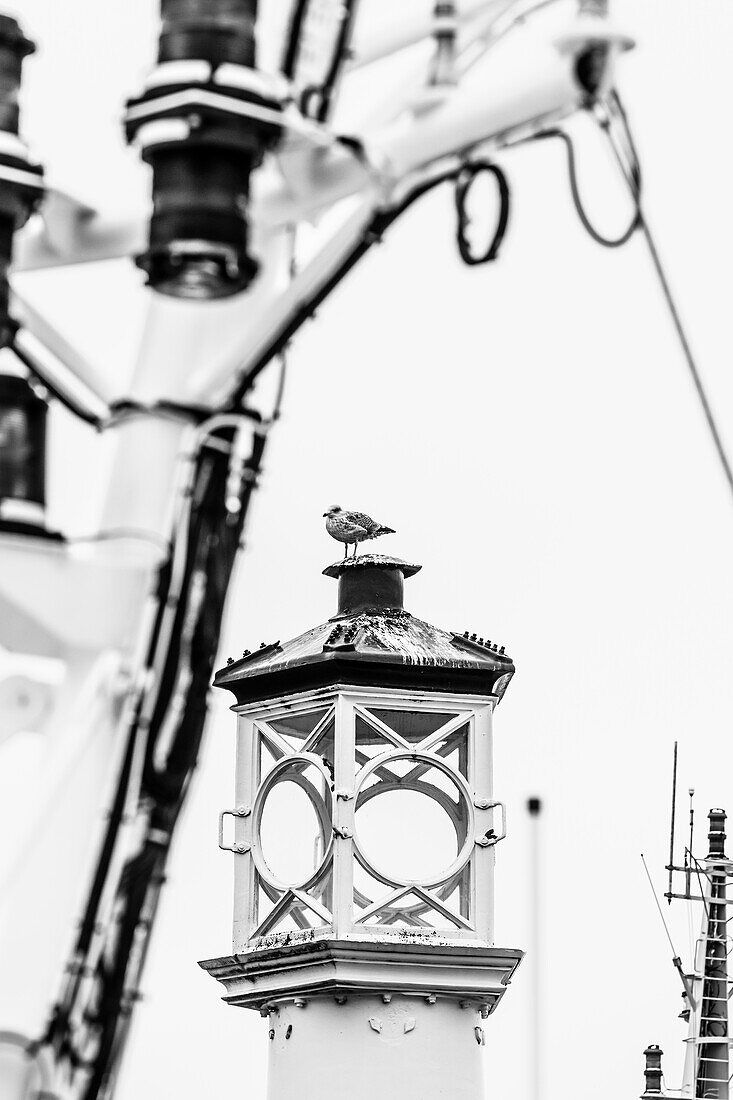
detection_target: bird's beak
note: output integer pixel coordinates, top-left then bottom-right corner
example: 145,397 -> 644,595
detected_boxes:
322,512 -> 328,517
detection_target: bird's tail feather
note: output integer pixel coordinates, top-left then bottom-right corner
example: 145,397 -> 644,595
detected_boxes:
374,526 -> 395,536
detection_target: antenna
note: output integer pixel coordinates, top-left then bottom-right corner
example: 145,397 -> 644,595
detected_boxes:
668,741 -> 678,904
687,788 -> 695,898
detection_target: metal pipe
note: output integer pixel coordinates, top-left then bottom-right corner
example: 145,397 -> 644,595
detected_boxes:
528,796 -> 542,1100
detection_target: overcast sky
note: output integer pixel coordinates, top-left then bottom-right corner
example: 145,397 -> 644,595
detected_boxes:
4,2 -> 733,1099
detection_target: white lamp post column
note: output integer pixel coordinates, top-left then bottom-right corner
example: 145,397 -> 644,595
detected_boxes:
201,554 -> 523,1100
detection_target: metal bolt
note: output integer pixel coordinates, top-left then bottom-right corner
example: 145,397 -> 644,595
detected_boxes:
381,993 -> 392,1004
235,843 -> 250,854
237,805 -> 251,816
474,798 -> 491,810
475,1026 -> 485,1046
226,657 -> 234,665
426,994 -> 437,1005
285,1025 -> 293,1039
334,995 -> 347,1005
268,1028 -> 275,1040
294,998 -> 307,1008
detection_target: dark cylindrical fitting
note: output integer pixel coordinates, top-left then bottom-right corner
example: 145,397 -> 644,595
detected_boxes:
139,147 -> 259,298
128,0 -> 283,298
708,809 -> 727,859
0,373 -> 47,510
338,564 -> 405,616
0,15 -> 34,134
641,1044 -> 664,1097
0,17 -> 43,345
159,0 -> 257,67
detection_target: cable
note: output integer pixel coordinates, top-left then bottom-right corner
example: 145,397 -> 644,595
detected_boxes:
602,91 -> 733,503
226,162 -> 475,409
454,160 -> 511,265
531,125 -> 640,248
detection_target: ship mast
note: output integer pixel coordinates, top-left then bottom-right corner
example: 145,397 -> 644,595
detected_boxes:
682,809 -> 733,1099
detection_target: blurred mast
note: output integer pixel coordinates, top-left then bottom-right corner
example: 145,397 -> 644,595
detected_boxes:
528,797 -> 542,1100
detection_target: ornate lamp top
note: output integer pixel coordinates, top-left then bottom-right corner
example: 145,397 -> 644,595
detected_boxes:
214,554 -> 514,705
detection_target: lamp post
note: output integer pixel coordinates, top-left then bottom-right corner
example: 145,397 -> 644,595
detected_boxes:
201,552 -> 523,1100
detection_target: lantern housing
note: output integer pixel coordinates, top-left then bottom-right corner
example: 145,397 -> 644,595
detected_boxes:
202,554 -> 523,1100
205,553 -> 521,990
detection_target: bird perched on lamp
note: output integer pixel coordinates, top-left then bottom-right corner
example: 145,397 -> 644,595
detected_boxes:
323,506 -> 395,558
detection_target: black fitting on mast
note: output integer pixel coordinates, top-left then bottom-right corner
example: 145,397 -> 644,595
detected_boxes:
0,16 -> 44,347
707,808 -> 727,860
641,1045 -> 665,1098
125,0 -> 284,300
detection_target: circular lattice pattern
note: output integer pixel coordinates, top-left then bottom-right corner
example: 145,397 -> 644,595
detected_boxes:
353,750 -> 475,890
252,753 -> 333,892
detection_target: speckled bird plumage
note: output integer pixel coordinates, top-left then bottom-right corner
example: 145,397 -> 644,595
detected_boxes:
323,505 -> 395,558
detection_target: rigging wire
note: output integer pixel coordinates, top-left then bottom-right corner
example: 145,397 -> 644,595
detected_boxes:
641,852 -> 680,960
601,91 -> 733,502
641,852 -> 695,1002
529,92 -> 733,503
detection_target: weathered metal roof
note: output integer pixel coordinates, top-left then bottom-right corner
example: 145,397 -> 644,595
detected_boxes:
214,555 -> 514,705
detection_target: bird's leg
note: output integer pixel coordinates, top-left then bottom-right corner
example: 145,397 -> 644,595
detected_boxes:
354,542 -> 359,558
342,543 -> 348,560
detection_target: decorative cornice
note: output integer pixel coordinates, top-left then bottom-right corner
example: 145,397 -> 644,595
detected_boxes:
199,937 -> 524,1014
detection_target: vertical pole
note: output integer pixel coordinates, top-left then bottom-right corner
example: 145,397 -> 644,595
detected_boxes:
332,693 -> 355,936
473,705 -> 495,941
528,796 -> 543,1100
687,790 -> 696,899
668,742 -> 678,904
233,712 -> 258,950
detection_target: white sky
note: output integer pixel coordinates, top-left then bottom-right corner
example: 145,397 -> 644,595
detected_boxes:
4,2 -> 733,1099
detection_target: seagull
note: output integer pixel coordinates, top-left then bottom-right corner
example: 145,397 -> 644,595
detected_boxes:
323,506 -> 395,558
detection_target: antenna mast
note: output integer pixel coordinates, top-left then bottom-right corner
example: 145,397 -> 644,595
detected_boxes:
668,742 -> 678,904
